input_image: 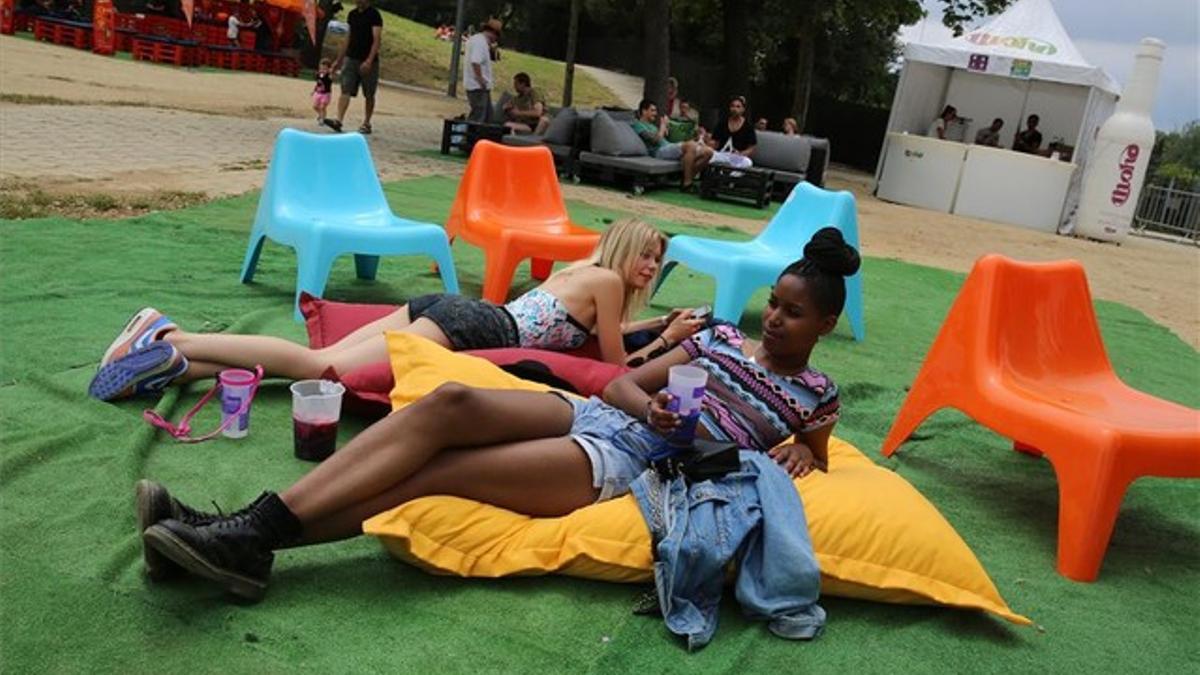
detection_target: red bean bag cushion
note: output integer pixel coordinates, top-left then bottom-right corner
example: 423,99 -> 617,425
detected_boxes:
298,294 -> 628,419
299,292 -> 396,349
464,348 -> 628,397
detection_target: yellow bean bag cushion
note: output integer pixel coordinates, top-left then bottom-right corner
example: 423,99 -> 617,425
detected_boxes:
366,333 -> 1031,625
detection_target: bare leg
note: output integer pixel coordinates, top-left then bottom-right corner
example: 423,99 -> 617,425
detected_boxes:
280,386 -> 576,523
694,145 -> 713,177
335,94 -> 350,123
326,306 -> 415,350
164,311 -> 451,380
179,360 -> 224,383
534,115 -> 551,135
363,95 -> 375,125
681,141 -> 696,187
298,437 -> 595,543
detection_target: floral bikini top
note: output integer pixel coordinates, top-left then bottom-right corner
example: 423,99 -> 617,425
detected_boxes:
504,288 -> 591,351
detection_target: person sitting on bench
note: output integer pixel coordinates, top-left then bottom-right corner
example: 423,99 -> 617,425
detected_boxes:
706,95 -> 757,168
502,72 -> 550,135
631,98 -> 714,192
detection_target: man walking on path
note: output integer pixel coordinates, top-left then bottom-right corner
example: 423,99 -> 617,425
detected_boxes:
326,0 -> 383,135
463,19 -> 502,123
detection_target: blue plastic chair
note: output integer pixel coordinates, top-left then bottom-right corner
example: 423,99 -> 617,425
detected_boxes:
240,129 -> 459,320
657,182 -> 865,340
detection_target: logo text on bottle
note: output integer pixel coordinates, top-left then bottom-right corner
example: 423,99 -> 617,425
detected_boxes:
1110,144 -> 1139,207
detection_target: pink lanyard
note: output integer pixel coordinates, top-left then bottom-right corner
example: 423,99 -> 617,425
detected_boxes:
143,366 -> 264,443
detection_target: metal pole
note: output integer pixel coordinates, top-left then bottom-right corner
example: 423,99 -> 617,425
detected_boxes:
447,0 -> 466,98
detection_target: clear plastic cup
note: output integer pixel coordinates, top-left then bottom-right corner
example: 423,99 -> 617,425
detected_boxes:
665,365 -> 708,448
290,379 -> 345,462
219,369 -> 257,439
667,365 -> 708,415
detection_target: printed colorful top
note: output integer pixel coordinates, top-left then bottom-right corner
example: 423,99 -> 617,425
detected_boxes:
681,325 -> 840,451
504,288 -> 591,351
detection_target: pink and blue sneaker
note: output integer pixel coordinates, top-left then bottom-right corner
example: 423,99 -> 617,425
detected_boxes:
101,308 -> 178,367
88,341 -> 189,401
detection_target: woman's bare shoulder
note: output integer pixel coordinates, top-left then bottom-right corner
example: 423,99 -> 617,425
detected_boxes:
562,265 -> 623,292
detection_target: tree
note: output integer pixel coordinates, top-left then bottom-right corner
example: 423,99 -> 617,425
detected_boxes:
562,0 -> 583,106
721,0 -> 752,97
1148,122 -> 1200,187
940,0 -> 1016,36
642,0 -> 671,107
785,0 -> 1003,131
302,0 -> 344,69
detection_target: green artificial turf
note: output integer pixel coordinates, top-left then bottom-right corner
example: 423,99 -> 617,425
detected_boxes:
2,175 -> 1198,673
643,186 -> 782,220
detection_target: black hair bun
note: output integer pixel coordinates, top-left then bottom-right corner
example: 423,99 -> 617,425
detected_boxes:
803,227 -> 860,277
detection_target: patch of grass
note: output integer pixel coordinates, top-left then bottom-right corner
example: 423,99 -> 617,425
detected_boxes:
220,159 -> 269,172
242,105 -> 295,119
82,193 -> 120,212
0,179 -> 209,220
0,93 -> 80,105
373,11 -> 619,107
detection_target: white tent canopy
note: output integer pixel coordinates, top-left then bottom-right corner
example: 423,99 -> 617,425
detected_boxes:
877,0 -> 1121,231
905,0 -> 1119,94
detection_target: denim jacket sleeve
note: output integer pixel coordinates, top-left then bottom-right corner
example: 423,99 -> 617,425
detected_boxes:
630,451 -> 825,650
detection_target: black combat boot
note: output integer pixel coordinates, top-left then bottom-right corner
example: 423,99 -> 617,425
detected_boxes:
135,480 -> 267,582
142,491 -> 302,602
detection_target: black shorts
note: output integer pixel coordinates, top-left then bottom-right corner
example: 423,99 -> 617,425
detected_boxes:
340,57 -> 379,98
408,294 -> 519,351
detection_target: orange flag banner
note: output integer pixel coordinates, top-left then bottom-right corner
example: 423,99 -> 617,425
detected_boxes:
181,0 -> 194,27
92,0 -> 115,55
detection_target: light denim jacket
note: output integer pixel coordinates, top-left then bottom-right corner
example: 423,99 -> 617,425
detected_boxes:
630,451 -> 826,651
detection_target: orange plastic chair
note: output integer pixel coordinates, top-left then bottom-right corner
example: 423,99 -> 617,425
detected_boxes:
882,255 -> 1200,582
445,141 -> 601,303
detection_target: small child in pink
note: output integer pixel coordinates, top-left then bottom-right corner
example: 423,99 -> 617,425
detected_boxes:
313,58 -> 333,124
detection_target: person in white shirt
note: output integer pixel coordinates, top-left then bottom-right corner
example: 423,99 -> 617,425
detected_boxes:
927,105 -> 957,140
226,12 -> 257,47
463,18 -> 501,123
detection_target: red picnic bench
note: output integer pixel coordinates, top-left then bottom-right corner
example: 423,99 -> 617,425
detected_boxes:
33,16 -> 92,49
131,35 -> 199,67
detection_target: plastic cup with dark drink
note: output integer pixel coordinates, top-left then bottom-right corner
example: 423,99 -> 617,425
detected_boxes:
665,365 -> 707,449
290,379 -> 345,462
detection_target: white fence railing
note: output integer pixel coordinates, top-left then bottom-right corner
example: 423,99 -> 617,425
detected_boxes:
1132,183 -> 1200,245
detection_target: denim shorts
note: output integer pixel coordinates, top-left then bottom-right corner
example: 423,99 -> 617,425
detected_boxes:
567,396 -> 662,501
654,142 -> 684,161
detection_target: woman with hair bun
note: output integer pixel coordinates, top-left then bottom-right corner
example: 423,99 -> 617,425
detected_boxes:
134,228 -> 860,603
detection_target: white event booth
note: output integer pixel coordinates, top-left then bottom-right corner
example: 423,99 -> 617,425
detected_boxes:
874,0 -> 1120,233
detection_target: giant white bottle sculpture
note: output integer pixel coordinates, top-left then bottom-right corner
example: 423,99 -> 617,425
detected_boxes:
1074,38 -> 1165,243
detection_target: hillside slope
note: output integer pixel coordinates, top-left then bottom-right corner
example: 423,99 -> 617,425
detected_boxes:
352,12 -> 621,107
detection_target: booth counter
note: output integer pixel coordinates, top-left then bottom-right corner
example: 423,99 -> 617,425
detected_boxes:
954,144 -> 1076,233
876,133 -> 966,213
875,132 -> 1076,233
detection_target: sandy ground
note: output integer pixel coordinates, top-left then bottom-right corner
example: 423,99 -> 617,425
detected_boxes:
3,35 -> 1197,348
